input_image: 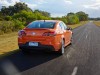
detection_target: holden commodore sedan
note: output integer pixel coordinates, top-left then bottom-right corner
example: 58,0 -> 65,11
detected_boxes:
18,20 -> 72,54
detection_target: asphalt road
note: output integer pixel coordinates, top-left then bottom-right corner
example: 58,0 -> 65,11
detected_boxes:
0,22 -> 100,75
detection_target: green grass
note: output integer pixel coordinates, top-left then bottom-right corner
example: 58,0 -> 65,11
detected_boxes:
93,21 -> 100,26
0,32 -> 18,55
68,21 -> 88,29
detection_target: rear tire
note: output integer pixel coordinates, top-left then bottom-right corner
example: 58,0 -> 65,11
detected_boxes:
59,39 -> 65,55
70,34 -> 73,45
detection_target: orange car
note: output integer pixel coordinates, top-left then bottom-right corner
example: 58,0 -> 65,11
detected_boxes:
18,20 -> 72,54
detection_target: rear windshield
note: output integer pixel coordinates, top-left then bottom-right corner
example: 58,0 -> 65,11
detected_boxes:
27,21 -> 56,29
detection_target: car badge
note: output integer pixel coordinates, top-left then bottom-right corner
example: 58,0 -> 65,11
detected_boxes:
32,32 -> 36,35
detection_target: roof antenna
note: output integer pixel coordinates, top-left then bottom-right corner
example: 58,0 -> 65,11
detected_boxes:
44,20 -> 45,22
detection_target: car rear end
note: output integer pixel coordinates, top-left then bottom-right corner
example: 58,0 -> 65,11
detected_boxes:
18,20 -> 60,52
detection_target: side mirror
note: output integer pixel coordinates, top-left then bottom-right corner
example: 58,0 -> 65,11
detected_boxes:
66,27 -> 72,30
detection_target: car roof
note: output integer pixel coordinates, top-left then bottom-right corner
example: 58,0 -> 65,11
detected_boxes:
35,20 -> 61,23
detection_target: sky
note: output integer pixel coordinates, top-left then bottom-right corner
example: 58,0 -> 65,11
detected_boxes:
0,0 -> 100,18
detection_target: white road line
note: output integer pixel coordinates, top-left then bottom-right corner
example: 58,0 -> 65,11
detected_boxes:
86,35 -> 88,39
86,33 -> 89,39
71,66 -> 78,75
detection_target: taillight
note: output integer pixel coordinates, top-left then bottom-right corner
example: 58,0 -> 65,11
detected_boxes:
18,30 -> 26,36
42,31 -> 56,36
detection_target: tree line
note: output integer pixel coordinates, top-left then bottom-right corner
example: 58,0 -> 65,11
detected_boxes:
0,2 -> 88,34
89,17 -> 100,21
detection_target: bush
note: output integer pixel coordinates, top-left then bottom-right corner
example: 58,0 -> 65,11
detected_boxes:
0,20 -> 25,35
0,30 -> 4,35
61,18 -> 68,24
0,18 -> 4,21
0,21 -> 14,33
67,14 -> 79,24
13,20 -> 25,31
5,16 -> 12,21
12,10 -> 51,26
76,11 -> 88,21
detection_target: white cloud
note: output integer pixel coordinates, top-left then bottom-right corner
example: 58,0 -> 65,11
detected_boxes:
64,0 -> 72,4
0,0 -> 39,9
83,0 -> 100,10
25,0 -> 47,9
26,3 -> 37,9
0,0 -> 20,7
36,0 -> 47,4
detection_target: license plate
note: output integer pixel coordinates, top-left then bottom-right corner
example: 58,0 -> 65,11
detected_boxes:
29,42 -> 38,46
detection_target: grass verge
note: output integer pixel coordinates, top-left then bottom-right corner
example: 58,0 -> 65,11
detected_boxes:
68,21 -> 88,29
93,21 -> 100,26
0,32 -> 18,56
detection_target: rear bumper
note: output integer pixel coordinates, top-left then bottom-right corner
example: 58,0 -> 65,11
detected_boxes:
19,42 -> 55,51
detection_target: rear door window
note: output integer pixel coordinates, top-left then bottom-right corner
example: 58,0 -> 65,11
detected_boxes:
59,22 -> 65,30
61,22 -> 67,30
